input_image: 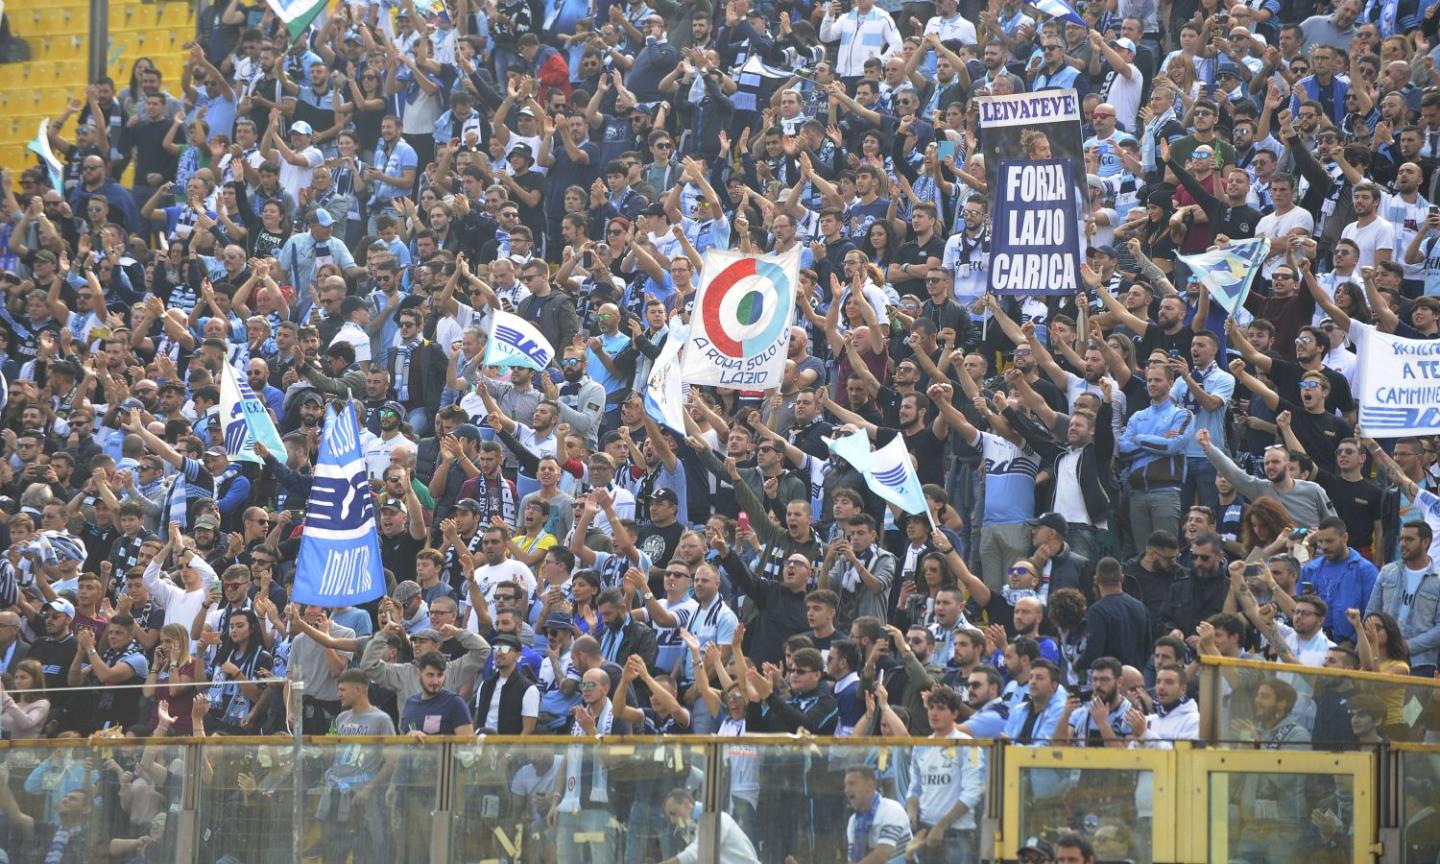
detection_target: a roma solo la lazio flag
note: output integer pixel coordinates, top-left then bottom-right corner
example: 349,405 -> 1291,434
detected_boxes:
484,307 -> 556,372
1350,321 -> 1440,437
681,247 -> 799,390
293,401 -> 385,607
219,363 -> 286,464
828,431 -> 929,517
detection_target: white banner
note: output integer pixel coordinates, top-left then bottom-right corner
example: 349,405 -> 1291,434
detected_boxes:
680,247 -> 798,390
1352,321 -> 1440,437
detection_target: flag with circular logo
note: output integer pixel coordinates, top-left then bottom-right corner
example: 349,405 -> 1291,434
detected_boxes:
680,247 -> 799,390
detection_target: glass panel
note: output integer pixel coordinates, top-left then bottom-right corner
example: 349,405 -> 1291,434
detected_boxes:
306,741 -> 443,864
1205,658 -> 1440,750
1208,771 -> 1353,864
1016,766 -> 1153,864
195,741 -> 298,862
1401,750 -> 1440,862
450,739 -> 709,864
724,740 -> 988,864
0,740 -> 185,863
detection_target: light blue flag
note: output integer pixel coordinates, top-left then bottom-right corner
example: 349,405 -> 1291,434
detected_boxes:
1031,0 -> 1088,28
26,119 -> 64,193
828,432 -> 929,515
293,402 -> 385,607
220,364 -> 285,464
644,322 -> 689,436
484,307 -> 556,372
1178,238 -> 1270,320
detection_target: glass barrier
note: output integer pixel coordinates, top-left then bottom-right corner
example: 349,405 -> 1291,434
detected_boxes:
1399,747 -> 1440,863
195,738 -> 297,862
720,738 -> 992,864
0,737 -> 186,863
1004,747 -> 1171,863
308,739 -> 444,864
1208,768 -> 1355,863
1197,656 -> 1440,750
450,737 -> 712,864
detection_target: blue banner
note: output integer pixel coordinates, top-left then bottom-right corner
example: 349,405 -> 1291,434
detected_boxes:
989,159 -> 1083,296
293,402 -> 385,607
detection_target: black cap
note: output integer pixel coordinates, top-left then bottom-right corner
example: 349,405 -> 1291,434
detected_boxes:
493,632 -> 523,650
1026,512 -> 1068,537
638,203 -> 667,218
453,498 -> 483,514
652,488 -> 679,505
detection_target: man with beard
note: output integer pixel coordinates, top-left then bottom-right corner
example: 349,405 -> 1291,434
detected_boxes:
692,425 -> 805,524
437,499 -> 486,594
362,401 -> 413,480
1056,656 -> 1133,745
1002,658 -> 1067,744
1341,181 -> 1397,269
1131,663 -> 1199,745
1200,430 -> 1337,528
1299,517 -> 1377,644
27,598 -> 79,729
1121,531 -> 1184,640
429,424 -> 485,523
1163,532 -> 1231,637
546,344 -> 607,449
787,387 -> 834,460
481,385 -> 558,468
384,307 -> 447,436
840,764 -> 912,863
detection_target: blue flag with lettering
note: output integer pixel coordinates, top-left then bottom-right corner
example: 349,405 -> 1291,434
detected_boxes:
293,402 -> 385,607
484,308 -> 556,371
1178,238 -> 1270,319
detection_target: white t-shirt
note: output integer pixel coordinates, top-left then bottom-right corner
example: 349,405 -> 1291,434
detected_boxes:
846,796 -> 913,862
1381,191 -> 1430,279
333,320 -> 372,365
278,145 -> 324,203
1255,207 -> 1315,279
1340,216 -> 1397,270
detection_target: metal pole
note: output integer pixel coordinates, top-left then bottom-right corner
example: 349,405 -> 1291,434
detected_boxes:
1198,663 -> 1220,745
291,679 -> 306,864
696,742 -> 722,863
87,0 -> 109,83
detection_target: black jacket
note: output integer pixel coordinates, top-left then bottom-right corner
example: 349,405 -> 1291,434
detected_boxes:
598,618 -> 658,676
383,339 -> 449,417
474,666 -> 537,734
1078,590 -> 1150,670
721,549 -> 808,667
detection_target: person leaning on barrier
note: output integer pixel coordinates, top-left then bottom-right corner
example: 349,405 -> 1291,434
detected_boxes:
908,685 -> 986,863
658,786 -> 760,864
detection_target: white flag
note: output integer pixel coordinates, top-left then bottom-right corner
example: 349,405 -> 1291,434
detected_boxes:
484,308 -> 556,371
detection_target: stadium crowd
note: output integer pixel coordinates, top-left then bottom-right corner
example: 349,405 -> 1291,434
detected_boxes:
2,0 -> 1440,859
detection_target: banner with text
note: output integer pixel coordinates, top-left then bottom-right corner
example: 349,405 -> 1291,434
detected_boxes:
293,402 -> 386,607
977,89 -> 1085,205
1351,321 -> 1440,437
989,158 -> 1083,295
681,247 -> 799,390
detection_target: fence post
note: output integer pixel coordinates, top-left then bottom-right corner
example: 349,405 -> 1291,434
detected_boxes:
432,740 -> 453,864
173,741 -> 203,864
87,0 -> 108,82
291,679 -> 305,863
1198,661 -> 1221,745
697,740 -> 722,862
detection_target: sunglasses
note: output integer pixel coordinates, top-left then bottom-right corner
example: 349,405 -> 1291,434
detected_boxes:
1299,379 -> 1324,390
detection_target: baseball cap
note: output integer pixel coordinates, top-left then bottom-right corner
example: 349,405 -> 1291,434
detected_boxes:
542,612 -> 578,634
290,120 -> 314,136
453,498 -> 483,514
379,400 -> 405,416
1216,59 -> 1242,79
452,423 -> 481,443
32,249 -> 58,265
1026,512 -> 1069,537
380,499 -> 407,513
311,208 -> 335,227
43,598 -> 75,618
194,514 -> 221,531
393,580 -> 422,604
203,445 -> 227,458
1090,244 -> 1118,259
1020,837 -> 1055,858
516,107 -> 536,118
639,203 -> 668,218
492,632 -> 523,650
1109,36 -> 1136,52
299,389 -> 326,406
652,488 -> 679,506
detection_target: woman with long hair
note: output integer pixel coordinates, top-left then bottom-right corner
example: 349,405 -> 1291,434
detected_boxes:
250,199 -> 291,258
204,606 -> 273,735
569,569 -> 603,635
859,220 -> 900,273
896,551 -> 957,630
1351,609 -> 1413,739
341,69 -> 387,161
1,659 -> 51,738
1239,496 -> 1296,558
145,623 -> 203,735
